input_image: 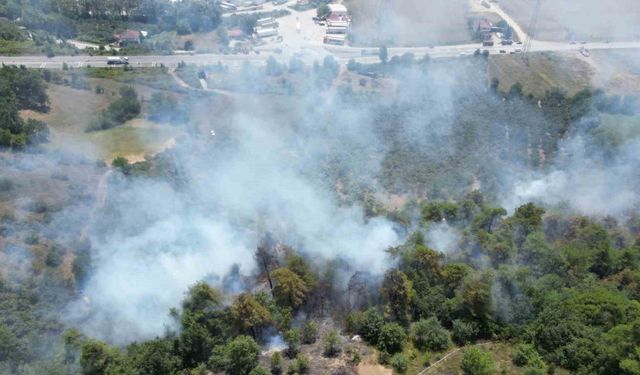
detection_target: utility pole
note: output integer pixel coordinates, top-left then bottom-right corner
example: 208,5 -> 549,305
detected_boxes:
522,0 -> 541,65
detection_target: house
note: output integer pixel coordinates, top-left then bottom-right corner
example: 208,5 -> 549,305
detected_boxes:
114,30 -> 141,45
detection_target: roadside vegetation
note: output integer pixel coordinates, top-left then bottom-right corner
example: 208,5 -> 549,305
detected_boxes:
0,65 -> 50,149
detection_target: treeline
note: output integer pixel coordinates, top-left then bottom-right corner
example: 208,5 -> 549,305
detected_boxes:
60,193 -> 640,375
0,66 -> 50,149
0,0 -> 222,40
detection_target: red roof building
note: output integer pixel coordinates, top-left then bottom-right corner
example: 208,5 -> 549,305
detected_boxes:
114,30 -> 141,45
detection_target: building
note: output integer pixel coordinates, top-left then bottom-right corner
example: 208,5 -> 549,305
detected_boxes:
113,30 -> 141,45
473,18 -> 492,34
327,3 -> 348,21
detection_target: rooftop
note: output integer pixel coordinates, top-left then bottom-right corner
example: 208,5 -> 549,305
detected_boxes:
327,4 -> 348,13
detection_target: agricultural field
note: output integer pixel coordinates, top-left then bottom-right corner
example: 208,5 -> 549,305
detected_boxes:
498,0 -> 640,42
344,0 -> 472,47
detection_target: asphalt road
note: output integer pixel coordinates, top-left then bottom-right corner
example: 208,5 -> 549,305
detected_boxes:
1,0 -> 640,70
3,39 -> 638,69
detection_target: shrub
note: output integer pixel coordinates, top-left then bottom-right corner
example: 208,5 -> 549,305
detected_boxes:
452,320 -> 479,346
250,367 -> 271,375
512,344 -> 540,367
377,323 -> 406,355
323,329 -> 342,357
300,320 -> 318,344
411,317 -> 449,351
270,352 -> 283,375
461,348 -> 495,375
390,353 -> 408,374
361,309 -> 385,344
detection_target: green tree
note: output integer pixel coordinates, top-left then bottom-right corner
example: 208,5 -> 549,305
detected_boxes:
411,317 -> 449,351
381,270 -> 414,324
323,329 -> 342,357
222,335 -> 260,375
127,338 -> 180,375
300,320 -> 319,344
377,323 -> 406,355
461,348 -> 495,375
270,351 -> 284,375
80,340 -> 123,375
231,293 -> 272,337
317,4 -> 330,18
390,353 -> 408,374
360,308 -> 385,344
284,328 -> 301,358
182,282 -> 221,313
271,268 -> 309,309
452,319 -> 479,345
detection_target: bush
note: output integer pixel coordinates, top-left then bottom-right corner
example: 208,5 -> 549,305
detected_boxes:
452,320 -> 479,346
361,309 -> 385,344
270,352 -> 284,375
512,344 -> 540,367
87,86 -> 140,131
250,367 -> 271,375
284,329 -> 301,358
288,354 -> 309,374
390,353 -> 408,374
461,348 -> 495,375
411,317 -> 449,351
323,329 -> 342,357
377,323 -> 406,355
300,320 -> 318,344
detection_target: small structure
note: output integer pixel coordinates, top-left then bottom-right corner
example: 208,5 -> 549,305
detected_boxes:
114,30 -> 141,45
227,27 -> 245,39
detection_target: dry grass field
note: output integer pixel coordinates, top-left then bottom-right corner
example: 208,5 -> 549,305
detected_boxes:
345,0 -> 472,47
488,51 -> 594,97
498,0 -> 640,42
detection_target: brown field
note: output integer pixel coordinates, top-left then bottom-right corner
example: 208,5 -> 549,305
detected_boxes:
488,51 -> 594,97
498,0 -> 640,42
345,0 -> 472,47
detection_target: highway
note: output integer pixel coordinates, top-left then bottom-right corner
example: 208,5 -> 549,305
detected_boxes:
2,40 -> 639,70
1,0 -> 639,70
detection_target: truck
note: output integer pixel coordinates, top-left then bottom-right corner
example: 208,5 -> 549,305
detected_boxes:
257,17 -> 276,27
323,35 -> 346,45
255,27 -> 278,38
326,25 -> 348,34
107,56 -> 129,65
